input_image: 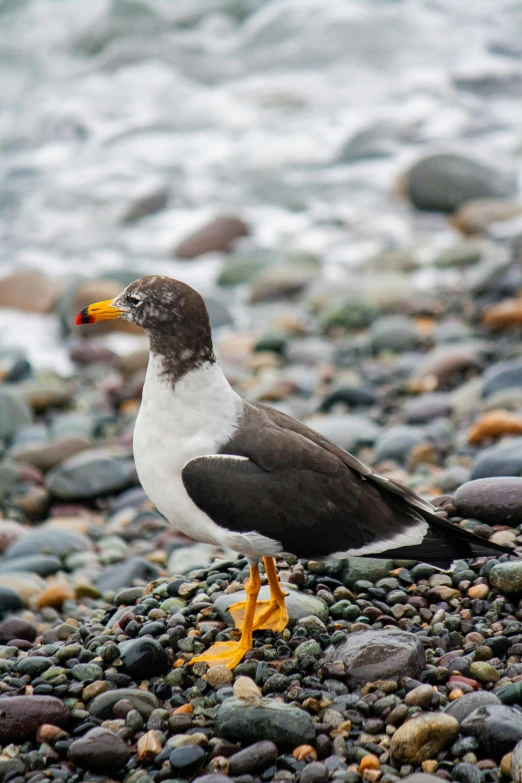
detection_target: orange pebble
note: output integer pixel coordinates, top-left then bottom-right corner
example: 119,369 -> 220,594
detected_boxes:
468,409 -> 522,444
359,755 -> 380,772
37,582 -> 74,609
173,703 -> 193,714
483,298 -> 522,330
467,584 -> 489,600
449,688 -> 464,701
292,745 -> 317,761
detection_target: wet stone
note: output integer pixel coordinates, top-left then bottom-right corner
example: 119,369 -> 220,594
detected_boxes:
461,704 -> 522,759
323,628 -> 425,687
453,477 -> 522,527
68,727 -> 130,772
169,745 -> 206,776
118,637 -> 169,678
88,688 -> 159,719
0,587 -> 23,615
0,696 -> 70,741
216,697 -> 315,747
6,529 -> 91,560
390,713 -> 459,764
228,741 -> 278,775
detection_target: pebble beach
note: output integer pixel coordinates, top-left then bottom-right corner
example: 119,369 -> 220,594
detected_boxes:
1,1 -> 522,782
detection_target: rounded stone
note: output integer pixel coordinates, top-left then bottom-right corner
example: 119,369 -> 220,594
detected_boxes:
390,713 -> 459,764
323,628 -> 425,688
454,477 -> 522,527
228,740 -> 278,775
68,727 -> 130,771
0,696 -> 70,741
216,697 -> 314,747
169,745 -> 206,775
461,704 -> 522,760
118,637 -> 169,679
490,562 -> 522,594
405,153 -> 516,212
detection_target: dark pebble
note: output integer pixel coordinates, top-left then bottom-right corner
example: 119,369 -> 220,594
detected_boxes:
0,587 -> 23,615
169,746 -> 206,775
118,636 -> 169,678
0,618 -> 37,644
228,741 -> 278,775
461,704 -> 522,759
0,696 -> 70,741
68,727 -> 130,771
300,762 -> 330,783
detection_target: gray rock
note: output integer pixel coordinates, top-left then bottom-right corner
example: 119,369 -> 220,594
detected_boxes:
46,449 -> 136,499
121,186 -> 169,224
454,477 -> 522,526
205,297 -> 233,329
214,584 -> 328,627
304,414 -> 380,451
461,704 -> 522,760
444,690 -> 500,723
0,389 -> 32,444
95,557 -> 160,593
216,697 -> 314,747
0,586 -> 24,615
433,243 -> 482,268
217,256 -> 269,287
471,439 -> 522,479
228,740 -> 278,775
511,738 -> 522,783
0,696 -> 70,740
489,561 -> 522,594
0,555 -> 62,577
341,557 -> 394,588
405,394 -> 453,424
168,543 -> 234,576
370,316 -> 420,352
375,425 -> 426,463
6,529 -> 90,560
437,465 -> 471,493
483,359 -> 522,398
175,216 -> 249,259
88,688 -> 159,719
406,153 -> 517,212
68,727 -> 130,771
323,627 -> 425,687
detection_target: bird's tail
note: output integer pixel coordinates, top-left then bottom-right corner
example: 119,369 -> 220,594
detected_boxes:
375,513 -> 515,570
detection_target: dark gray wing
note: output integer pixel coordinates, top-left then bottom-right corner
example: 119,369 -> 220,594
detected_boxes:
181,410 -> 428,559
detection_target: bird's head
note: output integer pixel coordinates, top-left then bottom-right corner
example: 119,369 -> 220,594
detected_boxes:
76,275 -> 205,331
76,275 -> 215,379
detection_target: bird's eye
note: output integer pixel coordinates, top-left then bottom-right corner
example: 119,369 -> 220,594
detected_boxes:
129,295 -> 143,307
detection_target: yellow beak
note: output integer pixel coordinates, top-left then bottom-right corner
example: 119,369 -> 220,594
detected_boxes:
75,299 -> 123,325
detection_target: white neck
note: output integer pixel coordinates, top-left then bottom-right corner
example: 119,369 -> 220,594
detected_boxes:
140,352 -> 243,445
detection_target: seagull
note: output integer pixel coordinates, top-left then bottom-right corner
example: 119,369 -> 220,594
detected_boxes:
77,275 -> 512,668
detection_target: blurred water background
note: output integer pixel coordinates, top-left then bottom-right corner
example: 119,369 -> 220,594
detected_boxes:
0,0 -> 520,372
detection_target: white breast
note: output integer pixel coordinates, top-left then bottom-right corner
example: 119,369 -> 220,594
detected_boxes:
133,355 -> 244,545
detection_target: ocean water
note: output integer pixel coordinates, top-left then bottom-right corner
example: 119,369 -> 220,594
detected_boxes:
0,0 -> 520,369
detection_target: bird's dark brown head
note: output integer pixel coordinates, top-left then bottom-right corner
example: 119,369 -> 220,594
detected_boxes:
76,275 -> 215,382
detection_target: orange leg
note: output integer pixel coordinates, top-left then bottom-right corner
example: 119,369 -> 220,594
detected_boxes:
229,556 -> 289,633
190,562 -> 261,669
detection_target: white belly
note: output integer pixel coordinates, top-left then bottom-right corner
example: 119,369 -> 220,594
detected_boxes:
133,357 -> 280,559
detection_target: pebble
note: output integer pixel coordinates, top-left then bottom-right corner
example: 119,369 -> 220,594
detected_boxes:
46,449 -> 136,499
390,713 -> 459,764
88,688 -> 159,719
68,727 -> 130,771
6,528 -> 91,560
405,153 -> 516,212
216,698 -> 315,747
175,216 -> 249,259
0,696 -> 70,741
511,739 -> 522,783
169,745 -> 206,775
118,636 -> 169,678
489,561 -> 522,594
444,691 -> 501,722
461,704 -> 522,760
323,628 -> 425,687
0,586 -> 23,615
453,477 -> 522,526
228,741 -> 278,775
